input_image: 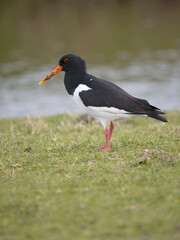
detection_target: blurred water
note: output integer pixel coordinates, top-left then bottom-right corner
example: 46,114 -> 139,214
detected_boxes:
0,50 -> 179,119
0,1 -> 180,118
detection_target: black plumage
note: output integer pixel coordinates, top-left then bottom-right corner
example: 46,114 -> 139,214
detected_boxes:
40,53 -> 168,151
79,76 -> 167,122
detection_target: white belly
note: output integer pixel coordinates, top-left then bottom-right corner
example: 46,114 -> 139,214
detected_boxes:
72,84 -> 92,110
72,84 -> 132,128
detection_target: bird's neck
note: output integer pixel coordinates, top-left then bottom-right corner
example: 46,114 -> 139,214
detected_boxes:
64,70 -> 86,95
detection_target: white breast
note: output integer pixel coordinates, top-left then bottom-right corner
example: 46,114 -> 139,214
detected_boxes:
72,84 -> 92,109
72,84 -> 135,128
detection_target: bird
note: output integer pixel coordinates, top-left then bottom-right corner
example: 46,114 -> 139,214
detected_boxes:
39,54 -> 168,151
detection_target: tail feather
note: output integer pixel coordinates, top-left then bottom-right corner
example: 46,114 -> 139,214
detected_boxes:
149,104 -> 166,115
137,100 -> 168,122
147,114 -> 168,122
147,110 -> 168,123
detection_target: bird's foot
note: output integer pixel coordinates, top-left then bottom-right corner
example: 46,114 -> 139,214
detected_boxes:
98,145 -> 110,151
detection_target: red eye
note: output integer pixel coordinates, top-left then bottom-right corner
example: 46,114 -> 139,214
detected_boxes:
64,58 -> 68,62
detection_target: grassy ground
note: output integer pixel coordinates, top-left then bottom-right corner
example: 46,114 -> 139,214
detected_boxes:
0,111 -> 180,240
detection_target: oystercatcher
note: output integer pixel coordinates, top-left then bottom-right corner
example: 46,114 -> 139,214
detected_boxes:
39,54 -> 168,151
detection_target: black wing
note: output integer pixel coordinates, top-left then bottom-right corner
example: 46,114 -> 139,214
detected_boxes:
80,76 -> 168,122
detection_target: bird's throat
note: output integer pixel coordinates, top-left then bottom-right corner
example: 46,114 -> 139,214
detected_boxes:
64,71 -> 86,95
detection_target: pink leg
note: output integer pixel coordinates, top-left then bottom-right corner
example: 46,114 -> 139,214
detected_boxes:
98,122 -> 114,151
109,121 -> 114,142
98,127 -> 110,151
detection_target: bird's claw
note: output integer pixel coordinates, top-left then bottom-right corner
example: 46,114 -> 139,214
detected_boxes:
98,145 -> 110,151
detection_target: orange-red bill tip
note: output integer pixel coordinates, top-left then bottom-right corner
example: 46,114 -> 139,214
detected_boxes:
39,66 -> 62,85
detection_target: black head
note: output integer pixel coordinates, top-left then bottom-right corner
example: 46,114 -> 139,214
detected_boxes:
59,54 -> 86,74
39,54 -> 86,85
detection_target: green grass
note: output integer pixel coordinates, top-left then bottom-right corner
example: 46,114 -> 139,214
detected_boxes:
0,111 -> 180,240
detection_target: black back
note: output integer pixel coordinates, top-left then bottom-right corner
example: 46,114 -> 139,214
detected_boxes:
80,75 -> 168,122
60,54 -> 168,123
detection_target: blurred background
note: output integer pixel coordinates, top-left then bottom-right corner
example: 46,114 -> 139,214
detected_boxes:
0,0 -> 180,119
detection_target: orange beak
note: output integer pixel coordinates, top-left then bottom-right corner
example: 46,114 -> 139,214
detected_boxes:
39,66 -> 62,85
